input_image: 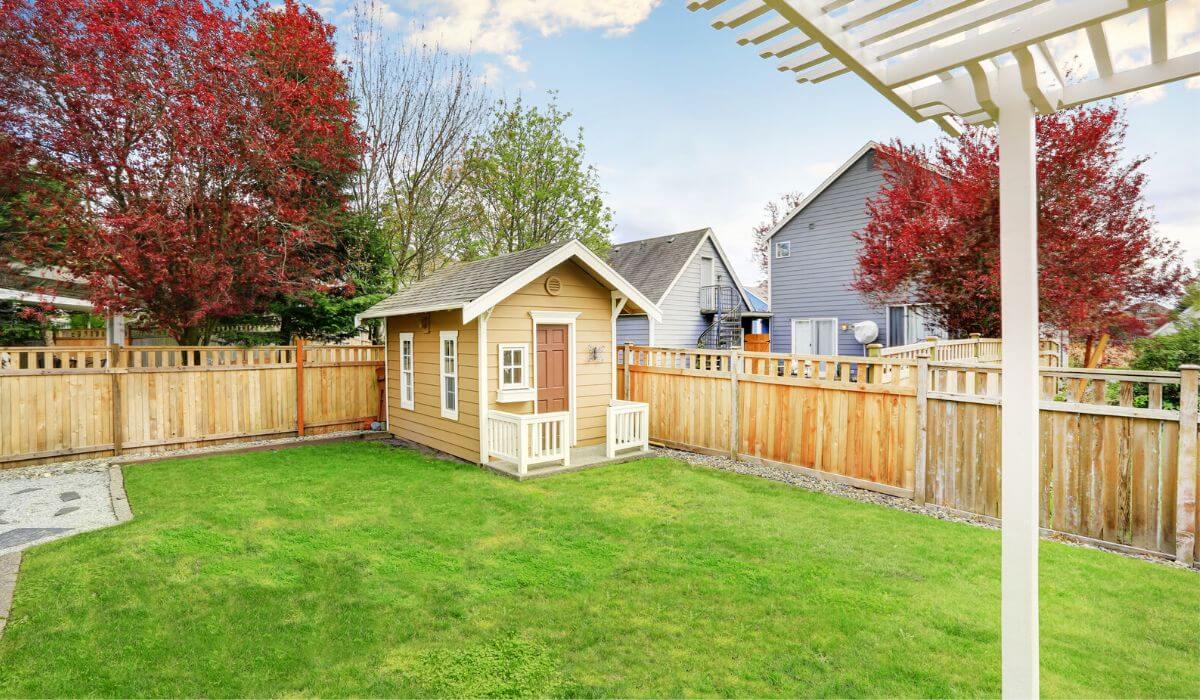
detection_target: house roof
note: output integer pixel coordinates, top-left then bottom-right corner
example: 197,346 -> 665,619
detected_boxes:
765,141 -> 880,243
357,239 -> 662,324
608,228 -> 753,309
743,286 -> 769,312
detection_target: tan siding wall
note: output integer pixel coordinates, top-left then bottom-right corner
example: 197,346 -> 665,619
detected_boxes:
386,311 -> 480,463
487,260 -> 615,447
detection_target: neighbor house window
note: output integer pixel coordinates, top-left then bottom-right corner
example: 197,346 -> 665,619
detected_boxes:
791,318 -> 837,355
887,304 -> 944,346
440,330 -> 458,420
775,241 -> 791,258
499,343 -> 529,390
398,332 -> 414,410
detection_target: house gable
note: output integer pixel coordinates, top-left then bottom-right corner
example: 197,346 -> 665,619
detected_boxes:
769,146 -> 888,356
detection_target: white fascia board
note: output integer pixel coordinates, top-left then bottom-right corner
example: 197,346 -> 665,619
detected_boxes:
763,141 -> 880,242
462,240 -> 663,324
355,302 -> 464,325
0,288 -> 93,311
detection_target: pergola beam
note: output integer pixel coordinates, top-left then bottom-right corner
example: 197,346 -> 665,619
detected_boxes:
884,0 -> 1166,86
761,0 -> 927,123
1061,53 -> 1200,107
869,0 -> 1050,60
1086,24 -> 1114,78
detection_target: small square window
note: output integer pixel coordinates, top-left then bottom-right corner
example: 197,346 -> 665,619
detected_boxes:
499,344 -> 529,391
775,241 -> 791,258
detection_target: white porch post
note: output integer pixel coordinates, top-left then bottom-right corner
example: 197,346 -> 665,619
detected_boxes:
998,86 -> 1040,699
478,308 -> 493,465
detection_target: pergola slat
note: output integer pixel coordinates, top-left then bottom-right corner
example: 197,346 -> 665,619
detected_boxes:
691,0 -> 1199,130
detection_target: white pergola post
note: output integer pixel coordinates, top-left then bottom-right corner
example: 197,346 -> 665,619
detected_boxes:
997,76 -> 1040,700
684,3 -> 1200,697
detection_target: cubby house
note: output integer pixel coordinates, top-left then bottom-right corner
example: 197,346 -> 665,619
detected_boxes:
357,240 -> 660,477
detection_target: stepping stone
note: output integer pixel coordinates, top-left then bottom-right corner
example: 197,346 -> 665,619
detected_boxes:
12,488 -> 41,495
54,506 -> 80,517
0,528 -> 70,549
59,491 -> 81,502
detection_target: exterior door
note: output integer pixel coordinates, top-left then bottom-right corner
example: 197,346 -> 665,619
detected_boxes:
536,324 -> 569,413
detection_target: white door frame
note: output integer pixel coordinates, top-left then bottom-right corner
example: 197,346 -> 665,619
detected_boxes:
530,310 -> 579,446
790,317 -> 837,355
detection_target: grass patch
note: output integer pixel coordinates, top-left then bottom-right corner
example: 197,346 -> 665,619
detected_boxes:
0,442 -> 1196,697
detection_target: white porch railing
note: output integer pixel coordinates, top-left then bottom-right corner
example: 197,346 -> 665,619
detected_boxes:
607,400 -> 650,458
487,410 -> 571,475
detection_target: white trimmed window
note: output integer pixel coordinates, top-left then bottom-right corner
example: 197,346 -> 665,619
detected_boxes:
499,344 -> 529,390
791,318 -> 837,355
398,332 -> 414,410
775,241 -> 791,258
440,330 -> 458,420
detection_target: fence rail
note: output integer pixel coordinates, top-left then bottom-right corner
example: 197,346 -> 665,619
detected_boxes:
618,344 -> 1199,565
0,342 -> 385,469
878,334 -> 1061,366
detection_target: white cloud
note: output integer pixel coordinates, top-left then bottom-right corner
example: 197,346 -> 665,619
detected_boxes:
480,62 -> 503,86
503,54 -> 530,72
1187,76 -> 1200,90
407,0 -> 659,73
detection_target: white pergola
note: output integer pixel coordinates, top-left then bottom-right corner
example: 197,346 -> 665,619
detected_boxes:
684,0 -> 1199,696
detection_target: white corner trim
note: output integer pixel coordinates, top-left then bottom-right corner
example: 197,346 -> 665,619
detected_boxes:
610,293 -> 628,398
462,240 -> 662,324
476,311 -> 491,462
762,140 -> 880,242
439,329 -> 459,421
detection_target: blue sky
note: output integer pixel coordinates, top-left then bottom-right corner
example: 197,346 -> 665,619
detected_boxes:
321,0 -> 1199,286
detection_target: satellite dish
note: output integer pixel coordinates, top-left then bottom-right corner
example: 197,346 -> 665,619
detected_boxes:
853,320 -> 879,344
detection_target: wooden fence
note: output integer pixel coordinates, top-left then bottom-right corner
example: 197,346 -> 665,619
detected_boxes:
0,342 -> 385,469
878,334 -> 1063,366
618,345 -> 1199,565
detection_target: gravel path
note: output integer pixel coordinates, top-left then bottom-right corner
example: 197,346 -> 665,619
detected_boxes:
0,464 -> 117,556
653,446 -> 1194,570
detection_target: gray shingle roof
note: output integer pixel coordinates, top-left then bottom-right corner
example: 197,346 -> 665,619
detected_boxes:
605,229 -> 710,304
361,240 -> 574,318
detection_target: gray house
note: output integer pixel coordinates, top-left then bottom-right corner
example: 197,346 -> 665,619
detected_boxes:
608,229 -> 766,348
767,142 -> 943,356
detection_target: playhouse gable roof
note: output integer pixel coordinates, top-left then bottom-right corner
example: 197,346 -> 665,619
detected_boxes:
358,240 -> 662,324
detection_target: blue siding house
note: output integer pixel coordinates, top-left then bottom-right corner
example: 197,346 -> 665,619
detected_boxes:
609,229 -> 767,348
767,142 -> 942,356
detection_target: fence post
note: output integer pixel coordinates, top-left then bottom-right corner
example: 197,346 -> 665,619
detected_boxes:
969,332 -> 981,359
730,348 -> 740,460
623,342 -> 632,401
925,336 -> 939,362
866,343 -> 882,383
294,336 -> 306,437
109,344 -> 123,457
1176,365 -> 1198,566
914,352 -> 930,505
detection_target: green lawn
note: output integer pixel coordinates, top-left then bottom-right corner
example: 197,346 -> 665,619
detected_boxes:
0,442 -> 1196,698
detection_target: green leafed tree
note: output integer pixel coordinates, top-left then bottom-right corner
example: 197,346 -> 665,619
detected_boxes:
461,94 -> 613,259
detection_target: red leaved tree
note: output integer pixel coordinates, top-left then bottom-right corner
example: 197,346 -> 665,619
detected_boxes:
853,104 -> 1191,346
0,0 -> 361,343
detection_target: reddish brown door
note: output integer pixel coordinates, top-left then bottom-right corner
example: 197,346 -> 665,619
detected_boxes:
536,325 -> 569,413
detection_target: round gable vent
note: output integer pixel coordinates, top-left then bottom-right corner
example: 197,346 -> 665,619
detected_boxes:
545,276 -> 562,296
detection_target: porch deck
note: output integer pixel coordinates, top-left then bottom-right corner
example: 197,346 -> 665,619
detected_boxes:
485,443 -> 651,481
